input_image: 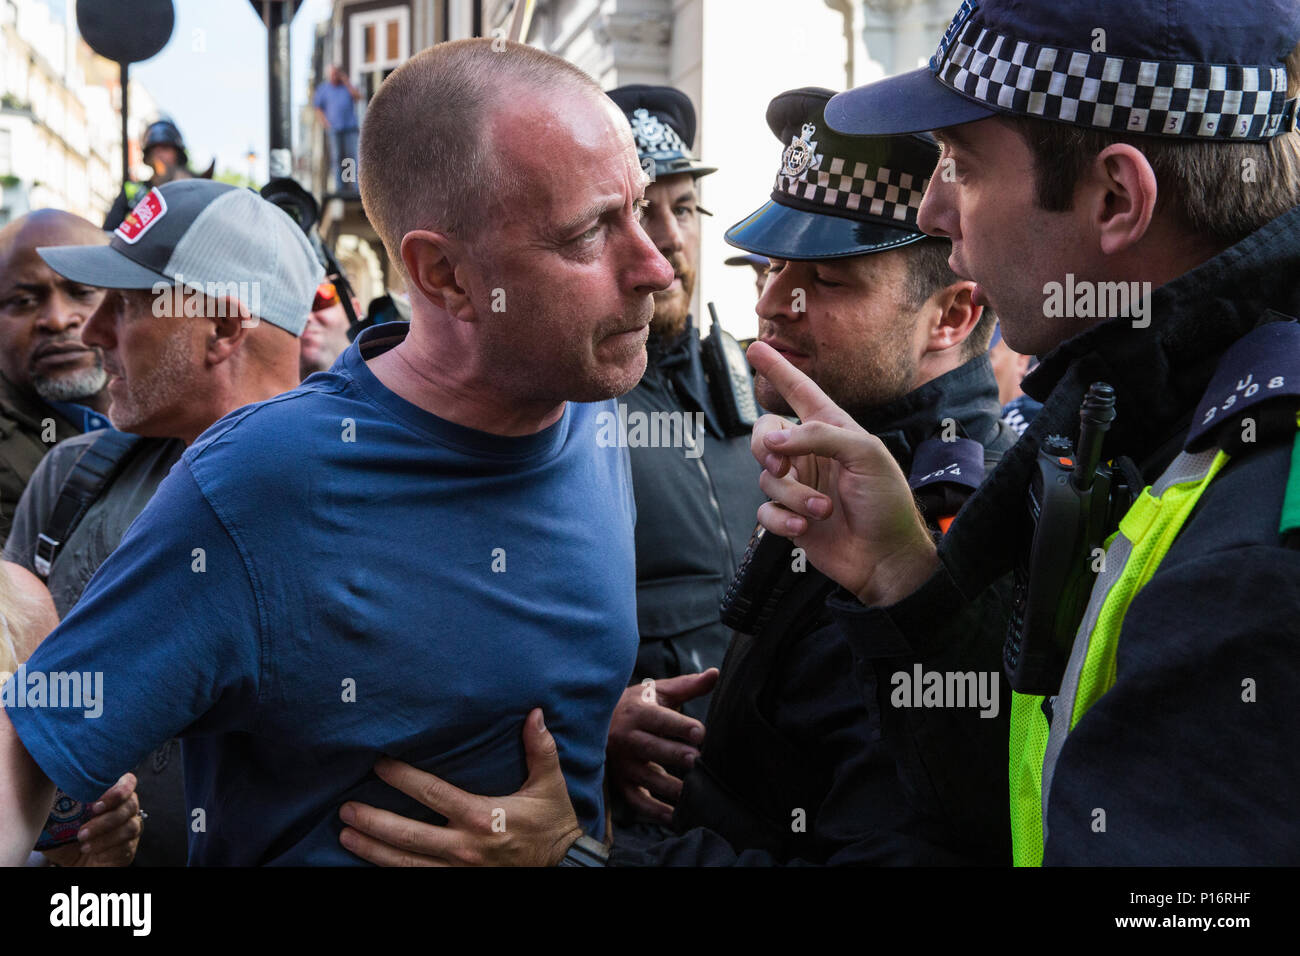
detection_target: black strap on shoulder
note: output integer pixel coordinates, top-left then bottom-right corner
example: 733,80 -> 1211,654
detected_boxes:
33,430 -> 143,580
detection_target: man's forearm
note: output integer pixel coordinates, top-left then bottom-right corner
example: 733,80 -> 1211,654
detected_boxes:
0,709 -> 55,865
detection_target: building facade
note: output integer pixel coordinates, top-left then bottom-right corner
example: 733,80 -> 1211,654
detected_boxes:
0,0 -> 159,227
299,0 -> 949,335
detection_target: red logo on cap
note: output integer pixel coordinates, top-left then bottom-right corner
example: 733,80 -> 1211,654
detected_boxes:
114,189 -> 167,244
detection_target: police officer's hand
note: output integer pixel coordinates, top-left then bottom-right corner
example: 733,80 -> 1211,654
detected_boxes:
42,773 -> 142,868
337,709 -> 583,866
606,669 -> 719,826
748,341 -> 939,607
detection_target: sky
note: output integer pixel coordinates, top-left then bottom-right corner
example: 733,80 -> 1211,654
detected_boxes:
47,0 -> 333,182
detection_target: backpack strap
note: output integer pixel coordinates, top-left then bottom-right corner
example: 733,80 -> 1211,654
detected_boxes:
33,431 -> 143,580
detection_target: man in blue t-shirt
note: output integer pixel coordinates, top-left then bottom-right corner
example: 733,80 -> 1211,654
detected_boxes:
313,67 -> 362,195
0,39 -> 674,865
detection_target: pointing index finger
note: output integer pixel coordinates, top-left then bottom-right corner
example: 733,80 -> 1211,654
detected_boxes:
747,341 -> 851,426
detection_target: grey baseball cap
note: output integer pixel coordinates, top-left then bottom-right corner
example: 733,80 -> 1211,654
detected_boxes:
38,179 -> 324,336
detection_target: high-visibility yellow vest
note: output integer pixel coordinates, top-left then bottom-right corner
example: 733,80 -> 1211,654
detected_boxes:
1009,413 -> 1300,866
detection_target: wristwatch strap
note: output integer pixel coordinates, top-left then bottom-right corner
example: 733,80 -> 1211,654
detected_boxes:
557,834 -> 609,867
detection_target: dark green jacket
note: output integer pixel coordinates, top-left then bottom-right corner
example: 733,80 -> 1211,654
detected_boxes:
0,373 -> 81,546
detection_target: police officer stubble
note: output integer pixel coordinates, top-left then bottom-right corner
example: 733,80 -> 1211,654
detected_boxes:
641,171 -> 701,342
754,249 -> 981,425
366,86 -> 674,438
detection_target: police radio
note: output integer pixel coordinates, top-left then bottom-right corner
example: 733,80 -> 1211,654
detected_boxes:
719,525 -> 799,635
1004,382 -> 1130,696
702,302 -> 761,436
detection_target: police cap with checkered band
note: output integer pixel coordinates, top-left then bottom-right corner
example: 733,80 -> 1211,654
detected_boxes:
725,87 -> 939,261
606,84 -> 717,179
826,0 -> 1300,141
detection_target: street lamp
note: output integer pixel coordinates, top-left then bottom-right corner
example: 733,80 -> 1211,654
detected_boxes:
248,1 -> 304,182
75,0 -> 175,190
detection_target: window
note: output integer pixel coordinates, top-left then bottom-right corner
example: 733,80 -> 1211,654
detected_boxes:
350,6 -> 409,82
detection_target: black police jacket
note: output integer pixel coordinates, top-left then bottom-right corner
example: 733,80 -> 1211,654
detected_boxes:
613,352 -> 1018,865
824,205 -> 1300,865
623,317 -> 767,719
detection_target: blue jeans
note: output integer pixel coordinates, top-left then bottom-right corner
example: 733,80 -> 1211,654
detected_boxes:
329,128 -> 359,193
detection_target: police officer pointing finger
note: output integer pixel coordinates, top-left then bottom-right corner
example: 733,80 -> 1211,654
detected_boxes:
813,0 -> 1300,865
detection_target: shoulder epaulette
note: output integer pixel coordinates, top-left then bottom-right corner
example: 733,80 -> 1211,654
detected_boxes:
1186,315 -> 1300,456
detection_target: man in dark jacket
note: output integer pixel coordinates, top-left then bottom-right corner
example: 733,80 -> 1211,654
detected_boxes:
332,89 -> 1017,866
598,85 -> 766,835
619,88 -> 1014,865
0,211 -> 112,544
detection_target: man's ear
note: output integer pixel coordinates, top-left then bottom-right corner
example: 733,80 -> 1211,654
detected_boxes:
400,230 -> 478,321
205,297 -> 253,365
1086,143 -> 1158,256
922,280 -> 981,354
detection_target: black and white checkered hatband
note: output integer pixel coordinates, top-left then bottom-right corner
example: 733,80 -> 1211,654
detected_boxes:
931,2 -> 1298,139
773,128 -> 928,228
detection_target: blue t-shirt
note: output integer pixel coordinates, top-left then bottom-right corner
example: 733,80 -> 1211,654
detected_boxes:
5,323 -> 638,865
313,81 -> 358,131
